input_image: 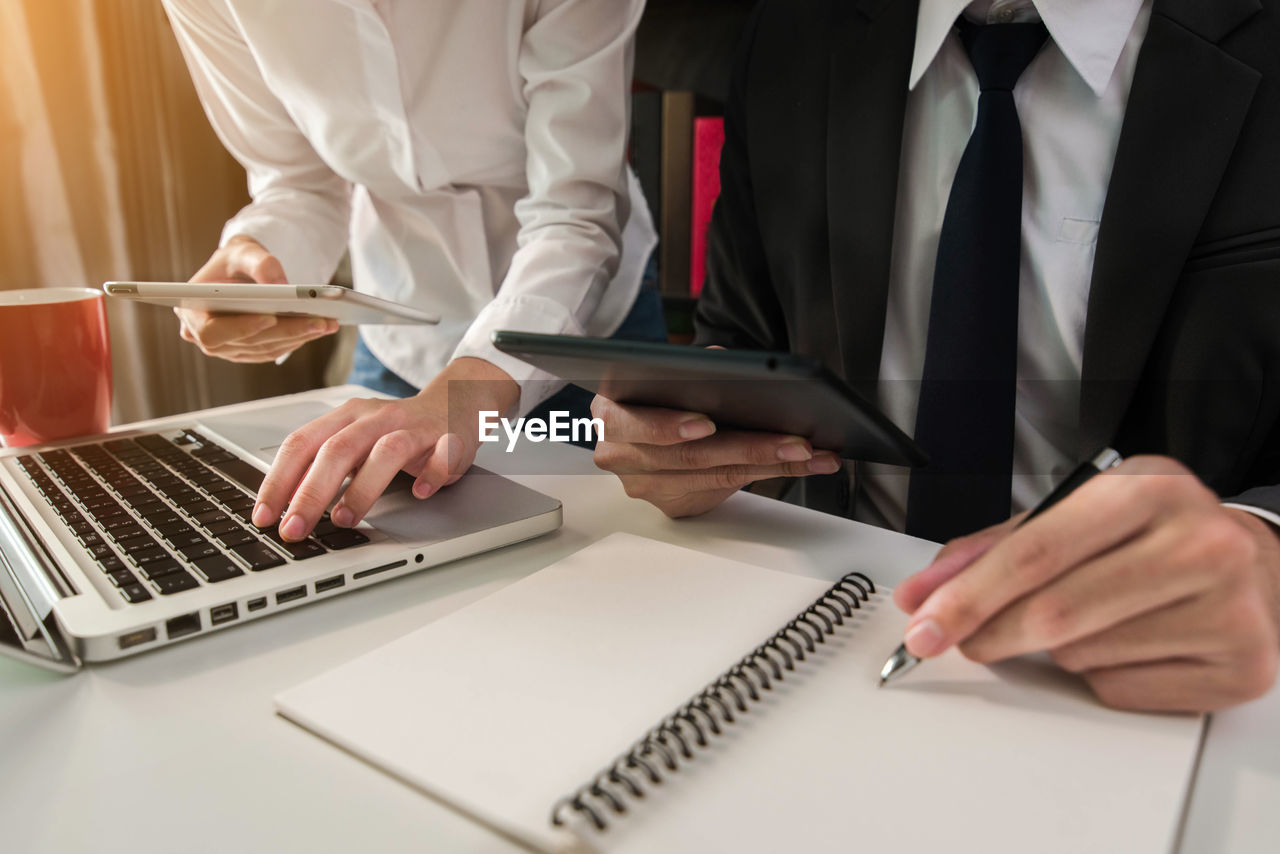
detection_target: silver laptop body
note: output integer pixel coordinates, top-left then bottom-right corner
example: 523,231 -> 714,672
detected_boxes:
0,392 -> 561,671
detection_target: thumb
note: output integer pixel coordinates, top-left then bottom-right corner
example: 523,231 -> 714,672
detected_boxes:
439,432 -> 474,485
411,433 -> 471,498
231,241 -> 288,284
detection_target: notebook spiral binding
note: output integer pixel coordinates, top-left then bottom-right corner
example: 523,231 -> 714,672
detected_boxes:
550,571 -> 877,832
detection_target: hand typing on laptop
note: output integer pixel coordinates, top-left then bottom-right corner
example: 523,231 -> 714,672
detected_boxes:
890,456 -> 1280,712
176,235 -> 339,363
252,357 -> 519,541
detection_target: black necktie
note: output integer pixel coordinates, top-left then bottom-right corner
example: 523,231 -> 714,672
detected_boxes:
904,19 -> 1049,542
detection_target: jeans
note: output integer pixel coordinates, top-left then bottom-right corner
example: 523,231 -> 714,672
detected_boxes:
347,262 -> 668,449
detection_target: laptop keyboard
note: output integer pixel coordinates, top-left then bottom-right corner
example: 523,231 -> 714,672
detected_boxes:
14,430 -> 369,604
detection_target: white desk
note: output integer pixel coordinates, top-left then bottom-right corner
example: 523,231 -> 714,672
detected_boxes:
1,387 -> 1276,853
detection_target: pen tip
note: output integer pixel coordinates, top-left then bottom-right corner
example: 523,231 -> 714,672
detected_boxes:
878,677 -> 885,688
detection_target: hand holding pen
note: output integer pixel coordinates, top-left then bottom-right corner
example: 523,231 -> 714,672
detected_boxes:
877,449 -> 1280,712
880,449 -> 1124,685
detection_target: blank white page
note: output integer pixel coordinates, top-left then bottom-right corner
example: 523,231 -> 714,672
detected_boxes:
275,533 -> 1203,854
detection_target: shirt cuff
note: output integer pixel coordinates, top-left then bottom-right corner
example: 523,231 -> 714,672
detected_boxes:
451,294 -> 584,414
1223,502 -> 1280,531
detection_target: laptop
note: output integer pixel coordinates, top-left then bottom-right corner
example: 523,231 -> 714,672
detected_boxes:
0,390 -> 562,672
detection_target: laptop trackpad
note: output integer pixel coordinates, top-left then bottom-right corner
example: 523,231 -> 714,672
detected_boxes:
363,467 -> 559,541
198,400 -> 336,467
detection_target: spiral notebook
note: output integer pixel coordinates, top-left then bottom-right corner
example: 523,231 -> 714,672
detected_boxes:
275,533 -> 1205,853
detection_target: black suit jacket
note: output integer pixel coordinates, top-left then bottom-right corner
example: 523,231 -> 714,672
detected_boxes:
694,0 -> 1280,520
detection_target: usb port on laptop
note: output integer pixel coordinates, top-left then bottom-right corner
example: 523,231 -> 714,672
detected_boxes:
276,586 -> 306,605
117,627 -> 157,650
210,603 -> 238,626
315,575 -> 345,594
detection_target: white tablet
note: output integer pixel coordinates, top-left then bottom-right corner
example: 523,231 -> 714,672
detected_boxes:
103,282 -> 439,326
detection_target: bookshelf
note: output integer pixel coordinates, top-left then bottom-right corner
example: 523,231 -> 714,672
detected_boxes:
632,0 -> 753,342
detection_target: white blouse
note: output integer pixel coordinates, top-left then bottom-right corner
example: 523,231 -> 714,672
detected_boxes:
163,0 -> 655,409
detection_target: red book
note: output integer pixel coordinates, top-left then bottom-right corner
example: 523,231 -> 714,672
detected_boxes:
689,116 -> 725,298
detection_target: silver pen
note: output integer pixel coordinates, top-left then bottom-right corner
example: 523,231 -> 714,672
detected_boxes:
878,447 -> 1123,687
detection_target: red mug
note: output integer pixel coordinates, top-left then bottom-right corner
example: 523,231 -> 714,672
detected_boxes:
0,287 -> 113,447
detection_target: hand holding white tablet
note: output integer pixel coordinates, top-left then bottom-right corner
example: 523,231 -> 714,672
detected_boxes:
177,235 -> 340,363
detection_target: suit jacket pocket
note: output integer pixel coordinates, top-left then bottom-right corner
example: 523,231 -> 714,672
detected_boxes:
1185,226 -> 1280,272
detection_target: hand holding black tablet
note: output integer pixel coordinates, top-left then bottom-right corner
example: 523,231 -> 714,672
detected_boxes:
491,331 -> 926,466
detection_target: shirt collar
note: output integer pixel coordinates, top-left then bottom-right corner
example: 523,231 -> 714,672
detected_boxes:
909,0 -> 1146,96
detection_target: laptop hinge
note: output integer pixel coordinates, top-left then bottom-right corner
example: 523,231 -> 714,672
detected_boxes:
0,482 -> 80,672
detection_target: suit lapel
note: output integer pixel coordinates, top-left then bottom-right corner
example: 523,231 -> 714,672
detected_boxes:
1077,0 -> 1262,456
826,0 -> 919,396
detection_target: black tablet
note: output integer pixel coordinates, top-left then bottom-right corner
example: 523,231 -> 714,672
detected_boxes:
491,331 -> 927,467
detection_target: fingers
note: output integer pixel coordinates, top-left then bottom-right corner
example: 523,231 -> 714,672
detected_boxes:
957,521 -> 1218,663
1083,653 -> 1278,713
257,397 -> 465,540
329,428 -> 437,527
253,363 -> 511,539
892,456 -> 1280,714
595,434 -> 841,509
178,309 -> 276,349
1045,595 -> 1232,676
1082,660 -> 1245,713
237,316 -> 338,347
232,243 -> 287,284
213,322 -> 338,363
253,403 -> 367,528
177,309 -> 339,361
412,433 -> 472,500
184,238 -> 339,362
590,395 -> 844,518
893,518 -> 1017,614
1042,579 -> 1278,711
278,418 -> 424,539
275,439 -> 357,539
624,456 -> 839,497
591,396 -> 716,445
612,454 -> 840,518
309,431 -> 471,535
595,429 -> 826,474
902,457 -> 1209,658
209,345 -> 307,364
191,235 -> 288,285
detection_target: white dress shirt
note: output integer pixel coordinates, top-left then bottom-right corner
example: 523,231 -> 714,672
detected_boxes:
860,0 -> 1151,530
163,0 -> 656,411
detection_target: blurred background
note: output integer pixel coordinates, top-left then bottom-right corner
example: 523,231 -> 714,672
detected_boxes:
0,0 -> 750,427
0,0 -> 341,426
